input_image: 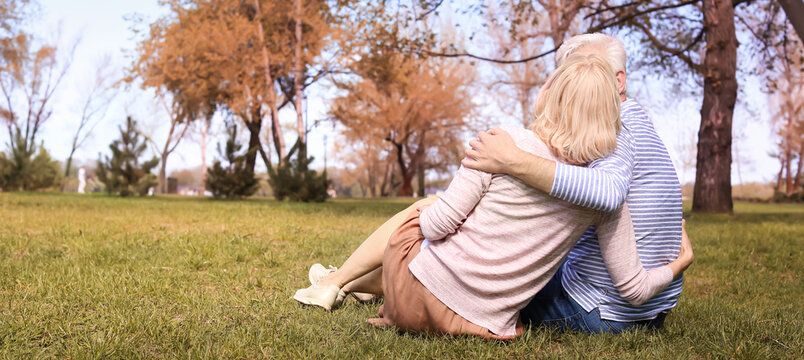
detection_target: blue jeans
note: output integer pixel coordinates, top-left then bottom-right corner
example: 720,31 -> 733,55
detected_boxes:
521,268 -> 667,334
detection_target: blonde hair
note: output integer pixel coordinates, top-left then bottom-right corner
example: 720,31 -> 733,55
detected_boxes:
529,55 -> 621,165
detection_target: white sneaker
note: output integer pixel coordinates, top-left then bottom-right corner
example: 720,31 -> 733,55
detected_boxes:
293,284 -> 343,311
308,263 -> 336,285
307,263 -> 346,305
308,263 -> 378,303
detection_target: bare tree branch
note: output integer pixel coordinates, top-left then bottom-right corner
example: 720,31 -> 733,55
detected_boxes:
422,0 -> 705,64
423,47 -> 558,64
584,0 -> 641,19
589,0 -> 700,31
628,19 -> 704,73
415,0 -> 444,21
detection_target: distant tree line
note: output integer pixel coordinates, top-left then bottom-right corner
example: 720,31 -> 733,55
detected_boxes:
0,0 -> 801,208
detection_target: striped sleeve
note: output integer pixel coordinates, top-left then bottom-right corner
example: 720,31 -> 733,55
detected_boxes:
549,125 -> 636,212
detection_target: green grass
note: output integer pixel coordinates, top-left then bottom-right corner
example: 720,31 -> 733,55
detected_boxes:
0,193 -> 801,359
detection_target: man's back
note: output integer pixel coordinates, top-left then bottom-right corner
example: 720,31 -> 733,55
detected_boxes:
560,99 -> 684,321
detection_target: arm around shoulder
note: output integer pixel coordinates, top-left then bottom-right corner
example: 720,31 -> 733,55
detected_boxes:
462,127 -> 557,193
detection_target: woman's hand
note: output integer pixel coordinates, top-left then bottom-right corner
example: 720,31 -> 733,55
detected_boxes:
413,195 -> 439,210
678,219 -> 694,268
668,219 -> 694,278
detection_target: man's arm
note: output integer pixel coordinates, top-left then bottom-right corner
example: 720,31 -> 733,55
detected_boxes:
463,126 -> 636,212
462,128 -> 555,191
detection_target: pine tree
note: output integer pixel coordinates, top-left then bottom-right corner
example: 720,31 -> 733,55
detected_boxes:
205,125 -> 259,199
0,129 -> 61,191
268,140 -> 329,202
96,117 -> 159,197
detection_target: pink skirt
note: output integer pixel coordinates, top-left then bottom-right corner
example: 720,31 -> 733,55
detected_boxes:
378,208 -> 524,340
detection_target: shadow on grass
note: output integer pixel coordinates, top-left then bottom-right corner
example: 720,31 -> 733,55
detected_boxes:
685,212 -> 804,225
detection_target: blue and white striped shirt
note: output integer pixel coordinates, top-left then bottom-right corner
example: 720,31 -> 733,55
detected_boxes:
551,99 -> 683,322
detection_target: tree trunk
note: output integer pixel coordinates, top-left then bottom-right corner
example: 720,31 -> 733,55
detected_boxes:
519,95 -> 530,127
784,107 -> 798,195
779,0 -> 804,42
294,0 -> 305,147
547,3 -> 562,50
776,154 -> 785,191
245,107 -> 263,172
65,114 -> 83,178
414,133 -> 426,197
158,119 -> 178,194
367,161 -> 376,198
268,102 -> 284,164
416,161 -> 425,197
389,141 -> 414,197
398,170 -> 415,197
794,144 -> 804,192
381,160 -> 393,196
785,153 -> 793,195
691,0 -> 738,214
254,0 -> 285,165
200,115 -> 210,196
785,138 -> 793,195
64,149 -> 76,178
158,161 -> 167,194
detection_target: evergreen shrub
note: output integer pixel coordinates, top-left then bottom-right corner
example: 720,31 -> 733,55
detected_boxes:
206,125 -> 259,199
268,140 -> 328,202
0,130 -> 60,191
96,117 -> 159,197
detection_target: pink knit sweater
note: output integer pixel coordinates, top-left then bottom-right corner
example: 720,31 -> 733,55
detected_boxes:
409,126 -> 674,337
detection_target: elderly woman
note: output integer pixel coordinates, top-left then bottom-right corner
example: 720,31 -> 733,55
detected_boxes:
294,55 -> 693,339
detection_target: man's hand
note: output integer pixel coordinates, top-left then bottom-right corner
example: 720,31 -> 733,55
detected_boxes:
462,127 -> 523,175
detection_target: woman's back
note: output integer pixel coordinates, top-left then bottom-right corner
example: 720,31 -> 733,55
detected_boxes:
410,126 -> 608,337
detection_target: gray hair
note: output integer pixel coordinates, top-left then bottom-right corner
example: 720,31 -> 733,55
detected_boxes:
555,33 -> 626,74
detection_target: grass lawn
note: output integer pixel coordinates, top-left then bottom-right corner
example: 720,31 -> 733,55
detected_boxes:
0,192 -> 802,359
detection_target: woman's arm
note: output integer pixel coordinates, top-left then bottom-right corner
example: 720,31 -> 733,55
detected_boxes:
668,219 -> 694,276
595,205 -> 694,306
418,165 -> 492,241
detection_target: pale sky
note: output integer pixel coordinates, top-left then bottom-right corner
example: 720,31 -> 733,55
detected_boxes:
17,0 -> 781,186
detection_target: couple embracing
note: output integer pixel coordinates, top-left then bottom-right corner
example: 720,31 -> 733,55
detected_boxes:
293,33 -> 694,339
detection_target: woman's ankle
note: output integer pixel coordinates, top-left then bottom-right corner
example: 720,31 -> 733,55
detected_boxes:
341,281 -> 355,293
318,273 -> 345,288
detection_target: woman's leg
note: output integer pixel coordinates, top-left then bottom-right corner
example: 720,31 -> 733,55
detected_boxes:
295,197 -> 436,309
343,267 -> 383,295
317,203 -> 419,292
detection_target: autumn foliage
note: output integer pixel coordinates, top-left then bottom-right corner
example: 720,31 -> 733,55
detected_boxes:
330,51 -> 478,196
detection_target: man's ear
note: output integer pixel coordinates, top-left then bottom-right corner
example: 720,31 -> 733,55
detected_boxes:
616,71 -> 627,95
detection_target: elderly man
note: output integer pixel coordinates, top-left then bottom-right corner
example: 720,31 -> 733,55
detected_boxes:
463,33 -> 685,333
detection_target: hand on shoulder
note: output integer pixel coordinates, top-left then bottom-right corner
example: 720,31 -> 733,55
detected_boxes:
462,127 -> 522,174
